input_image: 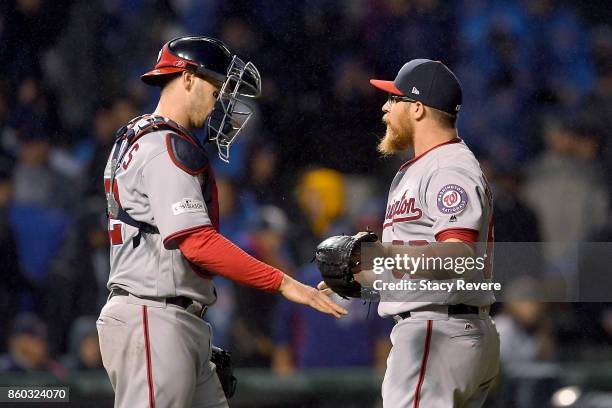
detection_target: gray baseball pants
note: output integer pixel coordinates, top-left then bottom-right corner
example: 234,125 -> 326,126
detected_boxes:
97,294 -> 227,408
382,307 -> 500,408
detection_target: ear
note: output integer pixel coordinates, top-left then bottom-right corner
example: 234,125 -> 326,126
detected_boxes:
182,71 -> 195,91
412,101 -> 426,121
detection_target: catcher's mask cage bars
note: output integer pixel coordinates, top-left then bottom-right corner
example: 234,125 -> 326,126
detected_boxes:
207,55 -> 261,163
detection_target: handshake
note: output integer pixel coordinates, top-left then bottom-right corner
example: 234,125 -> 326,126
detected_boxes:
279,231 -> 384,320
314,231 -> 384,300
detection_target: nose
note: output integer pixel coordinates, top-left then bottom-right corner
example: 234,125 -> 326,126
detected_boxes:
382,101 -> 390,113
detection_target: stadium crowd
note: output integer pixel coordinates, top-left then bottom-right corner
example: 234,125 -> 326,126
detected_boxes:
1,1 -> 612,404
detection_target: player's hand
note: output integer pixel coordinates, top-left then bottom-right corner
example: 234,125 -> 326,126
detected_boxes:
279,275 -> 347,318
317,281 -> 333,296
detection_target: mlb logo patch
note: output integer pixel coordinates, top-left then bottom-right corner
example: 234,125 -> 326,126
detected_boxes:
437,184 -> 468,214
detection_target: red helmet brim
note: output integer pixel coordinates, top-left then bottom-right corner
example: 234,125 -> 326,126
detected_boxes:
141,67 -> 186,86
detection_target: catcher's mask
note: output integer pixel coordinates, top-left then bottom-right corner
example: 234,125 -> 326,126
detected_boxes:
142,36 -> 261,162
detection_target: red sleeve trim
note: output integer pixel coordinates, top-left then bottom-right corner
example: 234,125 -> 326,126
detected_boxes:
163,224 -> 211,248
176,226 -> 284,292
435,228 -> 479,243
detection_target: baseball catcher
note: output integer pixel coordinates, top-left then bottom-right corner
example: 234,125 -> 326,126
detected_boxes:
96,36 -> 347,408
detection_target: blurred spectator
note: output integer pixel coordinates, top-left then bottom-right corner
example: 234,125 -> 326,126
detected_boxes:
496,277 -> 556,366
272,263 -> 391,374
273,168 -> 392,373
11,131 -> 74,211
478,155 -> 540,242
351,197 -> 385,239
497,303 -> 556,367
60,316 -> 103,371
0,0 -> 70,81
456,0 -> 596,166
496,277 -> 559,408
523,117 -> 608,268
216,176 -> 258,246
290,168 -> 348,265
0,313 -> 66,378
588,26 -> 612,190
480,157 -> 545,296
243,205 -> 294,274
205,175 -> 260,347
364,0 -> 456,72
319,57 -> 381,173
229,206 -> 294,367
241,143 -> 284,207
9,79 -> 55,142
8,121 -> 73,313
83,97 -> 138,199
0,160 -> 32,353
574,225 -> 612,352
170,0 -> 220,36
8,124 -> 72,310
45,198 -> 108,356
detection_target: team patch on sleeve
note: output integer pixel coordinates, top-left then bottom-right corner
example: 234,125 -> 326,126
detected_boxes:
437,184 -> 468,214
172,198 -> 205,215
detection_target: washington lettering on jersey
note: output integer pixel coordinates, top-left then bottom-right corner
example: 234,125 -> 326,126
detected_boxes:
378,138 -> 495,317
384,191 -> 423,228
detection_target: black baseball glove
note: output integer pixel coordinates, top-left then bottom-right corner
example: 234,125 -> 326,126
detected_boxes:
314,231 -> 379,299
211,346 -> 237,399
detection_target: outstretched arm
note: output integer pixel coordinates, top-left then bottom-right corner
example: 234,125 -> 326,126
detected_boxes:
177,226 -> 347,318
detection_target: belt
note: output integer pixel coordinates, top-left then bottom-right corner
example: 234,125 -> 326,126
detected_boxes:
395,304 -> 487,321
110,288 -> 206,317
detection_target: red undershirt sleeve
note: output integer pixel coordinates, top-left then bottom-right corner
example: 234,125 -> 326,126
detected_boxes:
176,226 -> 284,292
435,228 -> 478,251
435,228 -> 479,243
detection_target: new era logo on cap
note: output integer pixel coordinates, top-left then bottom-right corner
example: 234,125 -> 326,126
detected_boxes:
411,86 -> 420,95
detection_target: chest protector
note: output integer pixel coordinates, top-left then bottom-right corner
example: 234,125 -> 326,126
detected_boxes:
107,114 -> 218,248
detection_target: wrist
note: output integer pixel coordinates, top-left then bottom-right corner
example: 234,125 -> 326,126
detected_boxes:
277,273 -> 290,293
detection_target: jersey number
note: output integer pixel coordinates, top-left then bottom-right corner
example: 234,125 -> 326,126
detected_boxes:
104,178 -> 124,245
122,143 -> 139,170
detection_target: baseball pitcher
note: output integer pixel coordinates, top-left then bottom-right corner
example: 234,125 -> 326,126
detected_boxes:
317,59 -> 500,408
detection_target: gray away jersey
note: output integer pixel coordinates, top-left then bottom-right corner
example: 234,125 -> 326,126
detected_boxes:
378,139 -> 495,317
103,117 -> 217,305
